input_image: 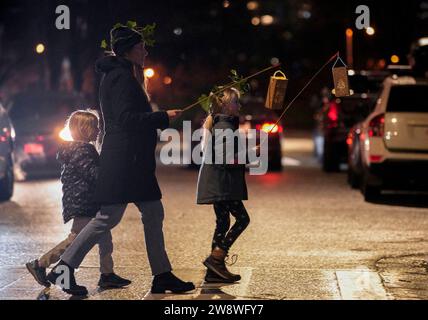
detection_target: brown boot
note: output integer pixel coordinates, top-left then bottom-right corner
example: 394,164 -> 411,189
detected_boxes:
203,247 -> 241,282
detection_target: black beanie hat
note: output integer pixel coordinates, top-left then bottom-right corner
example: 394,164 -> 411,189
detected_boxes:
110,26 -> 144,56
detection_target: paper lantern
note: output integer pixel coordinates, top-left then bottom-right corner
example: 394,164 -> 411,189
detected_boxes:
265,71 -> 288,109
332,57 -> 350,97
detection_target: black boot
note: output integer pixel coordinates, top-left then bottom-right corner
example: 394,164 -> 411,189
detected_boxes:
46,261 -> 88,296
98,273 -> 132,288
25,260 -> 50,287
203,248 -> 241,282
151,272 -> 195,294
204,269 -> 236,283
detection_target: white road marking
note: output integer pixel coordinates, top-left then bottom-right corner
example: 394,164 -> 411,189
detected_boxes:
336,267 -> 390,300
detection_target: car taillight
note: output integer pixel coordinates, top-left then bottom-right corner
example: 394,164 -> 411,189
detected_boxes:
24,143 -> 44,155
369,155 -> 384,163
368,114 -> 385,137
256,123 -> 283,134
0,127 -> 9,142
327,101 -> 339,123
346,132 -> 353,146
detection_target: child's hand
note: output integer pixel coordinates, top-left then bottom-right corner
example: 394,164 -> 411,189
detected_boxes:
167,110 -> 183,121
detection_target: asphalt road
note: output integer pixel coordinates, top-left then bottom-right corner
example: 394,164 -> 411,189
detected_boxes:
0,136 -> 427,300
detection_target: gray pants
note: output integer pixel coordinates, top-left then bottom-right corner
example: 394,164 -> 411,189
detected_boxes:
61,200 -> 172,276
39,217 -> 114,275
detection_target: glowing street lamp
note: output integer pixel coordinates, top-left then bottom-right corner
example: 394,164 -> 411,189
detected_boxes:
345,28 -> 354,68
365,27 -> 375,36
390,55 -> 400,64
36,43 -> 45,54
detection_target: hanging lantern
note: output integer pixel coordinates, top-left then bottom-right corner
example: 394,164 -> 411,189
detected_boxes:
332,56 -> 350,97
265,70 -> 288,109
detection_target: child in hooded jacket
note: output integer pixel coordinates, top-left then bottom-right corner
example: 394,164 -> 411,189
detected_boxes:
26,110 -> 130,294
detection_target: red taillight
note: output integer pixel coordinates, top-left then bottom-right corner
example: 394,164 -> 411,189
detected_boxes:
256,123 -> 283,134
370,155 -> 384,163
327,101 -> 339,123
368,114 -> 385,137
24,143 -> 44,155
1,127 -> 9,142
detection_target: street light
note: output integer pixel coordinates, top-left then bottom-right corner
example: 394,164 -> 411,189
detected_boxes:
391,55 -> 400,64
365,27 -> 375,36
346,28 -> 354,68
36,43 -> 45,54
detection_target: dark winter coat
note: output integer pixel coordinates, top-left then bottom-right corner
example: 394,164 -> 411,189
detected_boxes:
196,114 -> 248,204
94,56 -> 169,205
57,141 -> 100,224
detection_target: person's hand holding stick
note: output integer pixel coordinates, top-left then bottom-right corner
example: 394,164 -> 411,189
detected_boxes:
166,109 -> 183,121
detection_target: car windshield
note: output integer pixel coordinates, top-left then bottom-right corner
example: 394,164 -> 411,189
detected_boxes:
387,85 -> 428,113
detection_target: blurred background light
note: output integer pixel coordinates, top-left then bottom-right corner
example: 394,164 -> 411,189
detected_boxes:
173,28 -> 183,36
365,27 -> 375,36
144,68 -> 155,78
36,43 -> 45,54
261,15 -> 274,26
390,55 -> 400,64
163,76 -> 172,85
251,17 -> 260,26
247,1 -> 259,11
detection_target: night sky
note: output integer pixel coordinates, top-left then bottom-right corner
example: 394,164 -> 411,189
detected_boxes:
0,0 -> 426,127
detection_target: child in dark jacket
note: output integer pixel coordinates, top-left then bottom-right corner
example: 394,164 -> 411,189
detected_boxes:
26,110 -> 130,293
196,88 -> 250,283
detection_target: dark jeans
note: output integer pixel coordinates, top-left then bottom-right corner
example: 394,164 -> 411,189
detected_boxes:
212,201 -> 250,252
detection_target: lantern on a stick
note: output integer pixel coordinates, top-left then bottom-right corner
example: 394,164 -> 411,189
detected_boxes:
265,71 -> 288,110
332,56 -> 350,97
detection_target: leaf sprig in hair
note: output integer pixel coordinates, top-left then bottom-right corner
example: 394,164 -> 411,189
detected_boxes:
198,70 -> 251,113
100,21 -> 156,51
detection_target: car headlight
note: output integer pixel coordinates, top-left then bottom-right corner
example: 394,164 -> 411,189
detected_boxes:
59,127 -> 73,141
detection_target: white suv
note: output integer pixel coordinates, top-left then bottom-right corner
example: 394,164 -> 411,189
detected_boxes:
355,76 -> 428,200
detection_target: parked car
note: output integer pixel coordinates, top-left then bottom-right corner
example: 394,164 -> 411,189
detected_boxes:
187,96 -> 283,171
314,70 -> 387,172
347,75 -> 428,201
0,103 -> 15,201
9,90 -> 85,180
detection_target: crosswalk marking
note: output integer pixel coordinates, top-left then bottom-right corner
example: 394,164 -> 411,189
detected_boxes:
336,267 -> 390,300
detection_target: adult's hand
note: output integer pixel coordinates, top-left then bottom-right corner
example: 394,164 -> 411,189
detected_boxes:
166,109 -> 183,121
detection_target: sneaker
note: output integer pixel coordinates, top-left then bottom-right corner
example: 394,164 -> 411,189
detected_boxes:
151,272 -> 195,294
98,273 -> 132,288
25,260 -> 50,287
46,261 -> 88,296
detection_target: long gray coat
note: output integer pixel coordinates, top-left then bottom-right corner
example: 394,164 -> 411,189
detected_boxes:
94,56 -> 169,205
196,114 -> 248,204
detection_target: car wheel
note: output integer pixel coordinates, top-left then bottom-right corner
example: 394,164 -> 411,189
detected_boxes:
322,140 -> 340,172
361,173 -> 380,202
347,167 -> 360,189
0,156 -> 14,201
268,157 -> 282,171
